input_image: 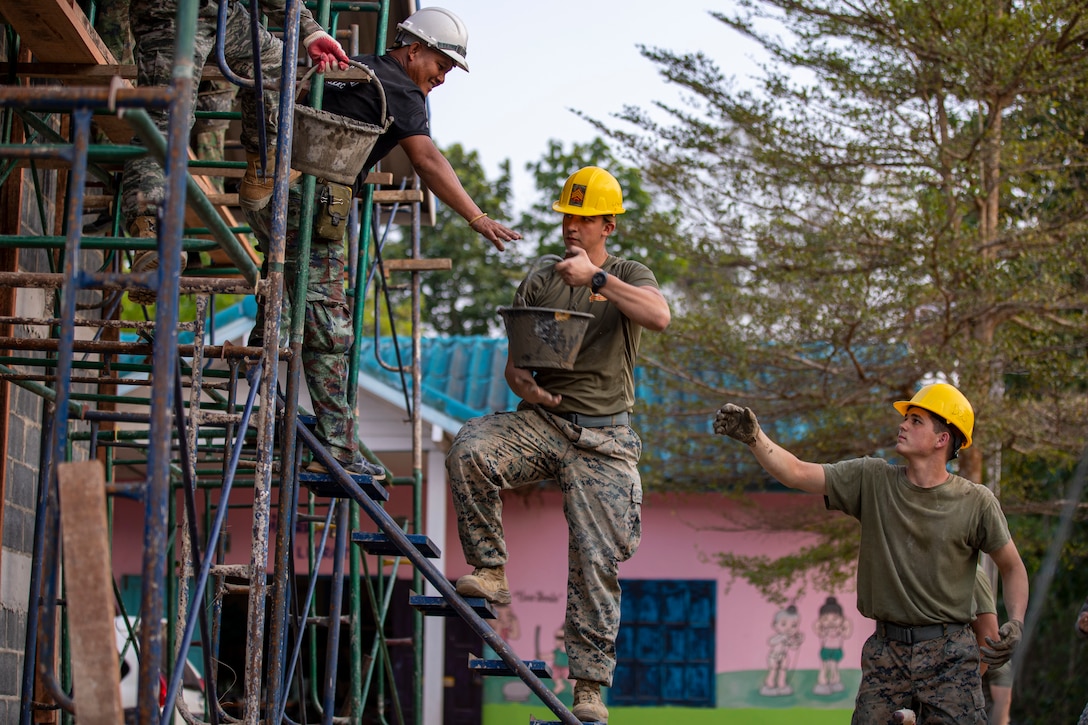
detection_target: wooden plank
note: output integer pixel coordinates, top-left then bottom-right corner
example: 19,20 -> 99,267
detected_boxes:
363,172 -> 394,185
57,461 -> 124,725
372,189 -> 424,204
0,0 -> 259,262
382,258 -> 452,273
0,0 -> 115,66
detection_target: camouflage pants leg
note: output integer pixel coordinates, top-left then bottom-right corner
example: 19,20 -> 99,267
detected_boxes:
247,183 -> 356,463
852,627 -> 986,724
94,0 -> 134,64
193,80 -> 239,194
123,0 -> 283,222
446,409 -> 643,686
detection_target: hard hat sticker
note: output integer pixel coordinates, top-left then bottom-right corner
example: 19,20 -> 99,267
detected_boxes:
569,184 -> 587,207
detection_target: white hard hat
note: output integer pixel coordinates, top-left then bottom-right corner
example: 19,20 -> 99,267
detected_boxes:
396,7 -> 470,72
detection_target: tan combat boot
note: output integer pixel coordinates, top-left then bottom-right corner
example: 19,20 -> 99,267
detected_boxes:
239,151 -> 301,211
571,680 -> 608,723
128,216 -> 186,306
455,565 -> 511,604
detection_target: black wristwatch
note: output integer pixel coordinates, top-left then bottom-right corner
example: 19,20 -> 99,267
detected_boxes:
591,270 -> 608,294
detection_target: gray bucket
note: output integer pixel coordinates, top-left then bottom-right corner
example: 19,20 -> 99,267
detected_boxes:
499,306 -> 592,370
291,61 -> 392,185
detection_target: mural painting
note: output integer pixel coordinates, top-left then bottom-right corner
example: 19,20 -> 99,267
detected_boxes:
476,490 -> 862,724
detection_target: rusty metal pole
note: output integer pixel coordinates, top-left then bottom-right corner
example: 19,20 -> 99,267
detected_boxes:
134,0 -> 196,720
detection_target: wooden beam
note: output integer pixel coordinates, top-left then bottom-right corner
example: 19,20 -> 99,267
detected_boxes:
372,189 -> 424,204
57,461 -> 125,725
0,0 -> 115,66
382,258 -> 452,273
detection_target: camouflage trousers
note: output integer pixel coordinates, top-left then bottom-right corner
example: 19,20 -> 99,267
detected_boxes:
446,408 -> 644,685
94,0 -> 134,64
193,80 -> 239,194
853,625 -> 986,724
245,183 -> 355,463
123,0 -> 284,223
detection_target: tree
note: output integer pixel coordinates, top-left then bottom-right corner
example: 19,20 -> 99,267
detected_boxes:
592,0 -> 1088,676
386,144 -> 525,336
605,0 -> 1088,486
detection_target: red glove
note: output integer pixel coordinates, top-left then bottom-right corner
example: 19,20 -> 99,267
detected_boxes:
302,31 -> 349,73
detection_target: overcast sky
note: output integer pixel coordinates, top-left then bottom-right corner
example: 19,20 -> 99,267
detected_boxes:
425,1 -> 767,211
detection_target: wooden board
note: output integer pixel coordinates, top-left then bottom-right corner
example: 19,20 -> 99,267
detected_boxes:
57,460 -> 124,725
0,0 -> 260,260
0,0 -> 115,65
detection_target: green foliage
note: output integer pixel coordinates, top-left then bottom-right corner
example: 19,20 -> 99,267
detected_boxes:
591,1 -> 1088,704
382,144 -> 525,336
119,290 -> 244,329
711,510 -> 860,606
603,0 -> 1088,491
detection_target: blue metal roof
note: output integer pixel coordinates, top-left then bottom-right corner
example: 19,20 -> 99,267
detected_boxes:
356,336 -> 520,423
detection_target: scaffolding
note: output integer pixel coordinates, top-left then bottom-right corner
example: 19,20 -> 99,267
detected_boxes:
0,1 -> 580,723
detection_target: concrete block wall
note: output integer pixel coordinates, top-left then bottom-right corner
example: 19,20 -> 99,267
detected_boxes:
0,208 -> 56,721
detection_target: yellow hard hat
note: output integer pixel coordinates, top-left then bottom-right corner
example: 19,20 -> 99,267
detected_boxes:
552,166 -> 626,217
893,383 -> 974,449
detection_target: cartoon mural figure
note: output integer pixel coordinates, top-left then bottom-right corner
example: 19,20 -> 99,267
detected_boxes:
493,603 -> 521,642
812,595 -> 852,695
761,604 -> 804,696
549,626 -> 570,695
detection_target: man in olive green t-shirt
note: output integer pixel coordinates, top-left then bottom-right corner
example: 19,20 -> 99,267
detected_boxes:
713,382 -> 1029,724
446,166 -> 671,724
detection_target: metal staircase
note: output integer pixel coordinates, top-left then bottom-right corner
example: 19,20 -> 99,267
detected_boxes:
0,1 -> 587,723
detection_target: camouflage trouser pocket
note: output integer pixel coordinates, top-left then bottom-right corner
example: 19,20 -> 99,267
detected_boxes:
314,182 -> 353,241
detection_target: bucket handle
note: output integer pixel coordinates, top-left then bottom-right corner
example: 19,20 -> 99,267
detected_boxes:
512,254 -> 568,309
296,60 -> 389,129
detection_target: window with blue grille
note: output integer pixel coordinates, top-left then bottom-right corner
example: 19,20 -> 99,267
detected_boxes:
611,579 -> 716,707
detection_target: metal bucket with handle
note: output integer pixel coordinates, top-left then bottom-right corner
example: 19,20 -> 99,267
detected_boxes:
291,60 -> 393,185
499,255 -> 593,370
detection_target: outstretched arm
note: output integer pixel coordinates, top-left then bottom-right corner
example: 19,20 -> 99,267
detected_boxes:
714,404 -> 827,495
400,135 -> 521,252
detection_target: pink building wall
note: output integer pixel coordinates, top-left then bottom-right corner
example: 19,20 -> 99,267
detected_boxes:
109,478 -> 864,712
440,487 -> 863,677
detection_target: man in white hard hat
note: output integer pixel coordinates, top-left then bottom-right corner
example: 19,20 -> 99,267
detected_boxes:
304,5 -> 518,249
245,6 -> 520,479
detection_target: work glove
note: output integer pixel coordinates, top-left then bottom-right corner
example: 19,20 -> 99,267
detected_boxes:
980,619 -> 1023,666
302,30 -> 350,73
713,403 -> 760,445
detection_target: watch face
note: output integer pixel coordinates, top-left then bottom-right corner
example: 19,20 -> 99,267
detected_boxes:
592,271 -> 607,291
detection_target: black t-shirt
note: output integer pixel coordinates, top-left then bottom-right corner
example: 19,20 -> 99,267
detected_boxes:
318,53 -> 430,180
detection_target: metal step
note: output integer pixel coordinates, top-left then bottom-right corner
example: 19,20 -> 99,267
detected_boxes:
408,594 -> 497,619
468,654 -> 551,679
350,532 -> 441,558
298,470 -> 389,501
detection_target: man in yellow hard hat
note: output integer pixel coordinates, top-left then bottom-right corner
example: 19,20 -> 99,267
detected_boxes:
445,166 -> 671,723
713,382 -> 1029,724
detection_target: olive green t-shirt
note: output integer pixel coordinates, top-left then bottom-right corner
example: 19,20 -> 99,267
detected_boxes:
514,255 -> 658,416
823,456 -> 1010,625
973,565 -> 997,616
